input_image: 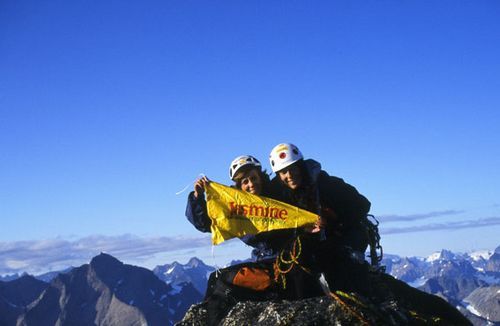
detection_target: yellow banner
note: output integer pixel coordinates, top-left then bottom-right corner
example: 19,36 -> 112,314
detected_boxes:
206,182 -> 319,245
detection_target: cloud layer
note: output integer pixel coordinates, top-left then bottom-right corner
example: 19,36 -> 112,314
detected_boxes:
381,216 -> 500,234
2,214 -> 500,275
0,234 -> 211,275
378,210 -> 464,222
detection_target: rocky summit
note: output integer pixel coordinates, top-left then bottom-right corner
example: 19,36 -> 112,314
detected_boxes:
177,271 -> 471,326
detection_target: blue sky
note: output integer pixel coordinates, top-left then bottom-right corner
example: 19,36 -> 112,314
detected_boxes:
1,0 -> 499,274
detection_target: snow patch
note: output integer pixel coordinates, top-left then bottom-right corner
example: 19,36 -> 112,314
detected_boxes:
129,300 -> 135,305
465,304 -> 482,317
408,276 -> 428,288
150,289 -> 155,296
469,250 -> 493,261
426,252 -> 441,262
168,284 -> 183,295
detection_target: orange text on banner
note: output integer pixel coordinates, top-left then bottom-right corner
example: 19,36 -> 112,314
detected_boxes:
206,182 -> 319,245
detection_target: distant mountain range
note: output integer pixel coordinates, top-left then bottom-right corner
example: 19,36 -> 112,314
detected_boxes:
0,253 -> 202,325
381,246 -> 500,324
152,257 -> 214,296
1,245 -> 499,325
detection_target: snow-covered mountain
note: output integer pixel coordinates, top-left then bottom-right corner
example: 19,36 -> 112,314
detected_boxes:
0,273 -> 24,282
2,254 -> 203,325
0,268 -> 74,283
382,247 -> 500,325
34,267 -> 74,283
2,245 -> 498,325
153,257 -> 215,296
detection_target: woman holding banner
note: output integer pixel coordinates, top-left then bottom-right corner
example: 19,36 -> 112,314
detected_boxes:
185,154 -> 324,325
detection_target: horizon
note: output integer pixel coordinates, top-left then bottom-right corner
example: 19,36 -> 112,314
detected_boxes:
1,238 -> 499,277
2,0 -> 499,275
2,242 -> 498,278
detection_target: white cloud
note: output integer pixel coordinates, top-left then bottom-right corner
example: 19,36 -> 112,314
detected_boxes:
381,216 -> 500,234
378,210 -> 464,223
0,234 -> 211,275
5,259 -> 29,269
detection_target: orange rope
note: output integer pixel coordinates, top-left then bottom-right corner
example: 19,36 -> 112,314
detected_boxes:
273,236 -> 303,289
328,291 -> 370,326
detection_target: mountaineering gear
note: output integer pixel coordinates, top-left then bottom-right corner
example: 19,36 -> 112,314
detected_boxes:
232,266 -> 273,291
229,155 -> 261,180
203,261 -> 278,326
269,143 -> 304,173
364,214 -> 383,268
272,234 -> 325,300
205,182 -> 318,245
268,158 -> 383,294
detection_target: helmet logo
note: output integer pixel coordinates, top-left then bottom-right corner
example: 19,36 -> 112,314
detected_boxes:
279,152 -> 287,159
276,144 -> 289,152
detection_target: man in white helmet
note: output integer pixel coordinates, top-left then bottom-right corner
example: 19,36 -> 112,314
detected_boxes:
269,142 -> 372,294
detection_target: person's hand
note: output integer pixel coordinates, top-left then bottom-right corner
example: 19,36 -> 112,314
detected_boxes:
305,216 -> 327,233
194,176 -> 210,199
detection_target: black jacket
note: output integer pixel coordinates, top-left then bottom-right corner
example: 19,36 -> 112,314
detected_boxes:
269,159 -> 371,252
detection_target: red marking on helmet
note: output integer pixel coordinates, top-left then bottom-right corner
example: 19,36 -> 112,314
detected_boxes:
279,152 -> 287,159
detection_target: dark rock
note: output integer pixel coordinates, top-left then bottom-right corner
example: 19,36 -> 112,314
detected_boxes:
177,272 -> 471,326
419,273 -> 485,302
0,274 -> 48,307
486,252 -> 500,272
463,285 -> 500,324
0,275 -> 48,325
17,253 -> 202,325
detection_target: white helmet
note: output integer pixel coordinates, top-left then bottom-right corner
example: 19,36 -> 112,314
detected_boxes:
269,143 -> 303,173
229,155 -> 262,180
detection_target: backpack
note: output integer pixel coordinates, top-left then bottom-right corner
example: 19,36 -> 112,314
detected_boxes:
203,261 -> 278,326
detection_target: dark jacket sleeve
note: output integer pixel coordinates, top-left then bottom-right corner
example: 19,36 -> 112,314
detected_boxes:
185,191 -> 212,233
317,171 -> 371,228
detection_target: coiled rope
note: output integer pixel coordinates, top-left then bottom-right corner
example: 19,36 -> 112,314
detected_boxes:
274,236 -> 304,289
